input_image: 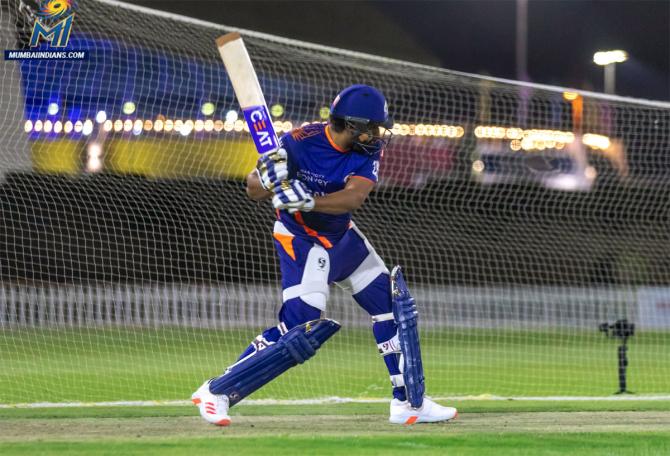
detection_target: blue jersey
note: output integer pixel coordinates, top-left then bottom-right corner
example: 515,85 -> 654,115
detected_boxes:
277,123 -> 380,247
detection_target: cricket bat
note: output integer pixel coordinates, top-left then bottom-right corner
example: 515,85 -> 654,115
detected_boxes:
215,32 -> 280,155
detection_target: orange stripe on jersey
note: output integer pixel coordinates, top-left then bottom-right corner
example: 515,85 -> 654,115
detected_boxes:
293,212 -> 333,249
290,124 -> 322,141
347,175 -> 376,184
325,125 -> 348,153
273,232 -> 296,260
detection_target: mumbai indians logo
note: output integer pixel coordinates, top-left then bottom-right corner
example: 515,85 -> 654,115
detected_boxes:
29,0 -> 77,48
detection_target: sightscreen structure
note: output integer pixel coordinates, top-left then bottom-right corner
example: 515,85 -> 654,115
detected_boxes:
0,0 -> 669,405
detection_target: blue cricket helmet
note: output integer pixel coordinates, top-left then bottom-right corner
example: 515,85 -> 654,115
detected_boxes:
330,84 -> 393,128
329,84 -> 394,155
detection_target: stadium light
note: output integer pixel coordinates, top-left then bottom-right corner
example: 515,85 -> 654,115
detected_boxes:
225,110 -> 238,123
593,50 -> 628,94
201,102 -> 215,116
270,104 -> 284,118
122,101 -> 136,115
95,110 -> 107,123
593,50 -> 628,66
53,121 -> 63,134
47,103 -> 59,116
24,120 -> 33,133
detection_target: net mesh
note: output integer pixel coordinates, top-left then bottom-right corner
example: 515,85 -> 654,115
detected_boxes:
1,0 -> 669,404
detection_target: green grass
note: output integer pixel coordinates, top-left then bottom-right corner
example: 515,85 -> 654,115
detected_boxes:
3,326 -> 669,455
1,403 -> 670,455
2,434 -> 670,456
2,400 -> 670,419
1,327 -> 669,403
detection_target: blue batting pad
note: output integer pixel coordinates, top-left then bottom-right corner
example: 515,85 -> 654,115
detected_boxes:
391,266 -> 425,408
209,318 -> 341,406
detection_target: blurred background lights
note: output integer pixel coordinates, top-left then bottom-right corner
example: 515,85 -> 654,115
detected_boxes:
472,160 -> 485,173
86,142 -> 103,173
180,119 -> 193,136
64,121 -> 73,133
24,120 -> 33,133
270,103 -> 284,118
53,121 -> 63,134
82,119 -> 93,136
74,120 -> 83,133
225,110 -> 238,123
33,120 -> 43,132
95,110 -> 107,123
133,119 -> 143,135
122,101 -> 136,115
200,102 -> 215,116
47,103 -> 59,116
43,120 -> 53,133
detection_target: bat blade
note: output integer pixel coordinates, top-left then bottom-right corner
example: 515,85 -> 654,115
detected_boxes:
216,32 -> 279,155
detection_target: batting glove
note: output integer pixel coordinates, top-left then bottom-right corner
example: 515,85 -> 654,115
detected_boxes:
256,148 -> 288,191
272,179 -> 315,213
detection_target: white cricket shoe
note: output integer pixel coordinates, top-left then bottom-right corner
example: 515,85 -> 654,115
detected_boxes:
389,397 -> 458,424
191,380 -> 231,426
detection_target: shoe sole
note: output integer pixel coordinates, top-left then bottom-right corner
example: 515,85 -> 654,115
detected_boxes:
192,397 -> 232,426
390,410 -> 458,425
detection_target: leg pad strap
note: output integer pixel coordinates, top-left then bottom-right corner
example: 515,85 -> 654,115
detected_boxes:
209,319 -> 341,406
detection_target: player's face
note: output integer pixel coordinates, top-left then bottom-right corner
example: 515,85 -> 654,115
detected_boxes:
355,125 -> 392,147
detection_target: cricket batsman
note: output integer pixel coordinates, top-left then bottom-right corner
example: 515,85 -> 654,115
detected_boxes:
192,84 -> 457,425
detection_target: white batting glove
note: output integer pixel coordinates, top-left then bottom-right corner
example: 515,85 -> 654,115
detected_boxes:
256,148 -> 288,191
272,179 -> 315,213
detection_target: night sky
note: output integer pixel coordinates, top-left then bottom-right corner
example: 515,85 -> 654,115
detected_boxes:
135,0 -> 670,101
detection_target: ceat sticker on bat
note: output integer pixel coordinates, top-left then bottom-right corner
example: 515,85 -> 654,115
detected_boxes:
243,105 -> 278,154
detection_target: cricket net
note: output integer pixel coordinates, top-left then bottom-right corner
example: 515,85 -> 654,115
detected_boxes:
1,0 -> 669,404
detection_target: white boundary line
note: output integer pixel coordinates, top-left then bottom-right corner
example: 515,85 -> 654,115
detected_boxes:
2,395 -> 670,409
96,0 -> 670,109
